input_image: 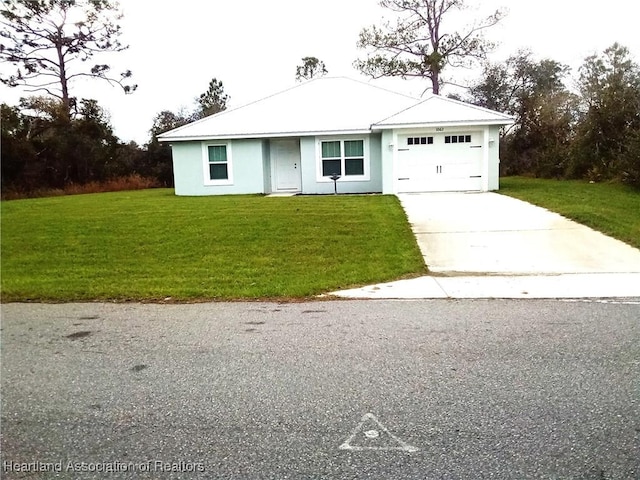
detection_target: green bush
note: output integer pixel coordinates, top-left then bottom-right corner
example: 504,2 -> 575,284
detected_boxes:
618,130 -> 640,188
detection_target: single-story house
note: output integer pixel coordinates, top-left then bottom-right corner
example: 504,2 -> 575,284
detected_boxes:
158,77 -> 513,195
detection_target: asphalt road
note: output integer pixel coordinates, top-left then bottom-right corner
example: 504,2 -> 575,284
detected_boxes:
1,299 -> 639,479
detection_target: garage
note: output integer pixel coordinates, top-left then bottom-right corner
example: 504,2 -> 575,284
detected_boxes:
396,132 -> 484,193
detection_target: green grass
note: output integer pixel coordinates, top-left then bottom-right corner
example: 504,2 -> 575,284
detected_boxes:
500,177 -> 640,250
1,189 -> 426,302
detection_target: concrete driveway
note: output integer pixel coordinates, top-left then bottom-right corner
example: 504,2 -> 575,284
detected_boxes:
334,192 -> 640,299
399,192 -> 640,275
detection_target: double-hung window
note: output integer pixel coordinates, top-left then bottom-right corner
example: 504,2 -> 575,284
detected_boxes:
202,142 -> 233,185
320,139 -> 367,180
322,141 -> 342,176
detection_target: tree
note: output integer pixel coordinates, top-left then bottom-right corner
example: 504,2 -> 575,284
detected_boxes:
467,61 -> 511,112
20,95 -> 120,187
469,51 -> 578,177
143,110 -> 192,186
355,0 -> 504,94
470,51 -> 573,126
1,102 -> 37,190
149,110 -> 191,138
618,129 -> 640,188
295,57 -> 328,81
196,78 -> 229,118
146,78 -> 229,184
0,0 -> 136,119
570,43 -> 640,181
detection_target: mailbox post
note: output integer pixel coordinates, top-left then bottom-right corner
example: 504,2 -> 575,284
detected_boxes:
330,173 -> 340,194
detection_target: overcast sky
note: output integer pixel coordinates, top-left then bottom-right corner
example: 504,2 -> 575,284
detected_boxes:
1,0 -> 638,145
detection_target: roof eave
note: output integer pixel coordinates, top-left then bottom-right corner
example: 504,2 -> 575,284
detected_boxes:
158,128 -> 374,142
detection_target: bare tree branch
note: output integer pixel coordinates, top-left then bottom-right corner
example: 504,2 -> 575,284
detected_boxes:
355,0 -> 506,94
0,0 -> 136,118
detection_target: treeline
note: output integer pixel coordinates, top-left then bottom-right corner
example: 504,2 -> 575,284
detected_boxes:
1,97 -> 171,194
2,45 -> 639,196
1,78 -> 229,197
467,43 -> 640,187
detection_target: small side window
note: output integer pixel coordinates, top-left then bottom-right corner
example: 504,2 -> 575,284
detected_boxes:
408,138 -> 414,145
208,145 -> 228,180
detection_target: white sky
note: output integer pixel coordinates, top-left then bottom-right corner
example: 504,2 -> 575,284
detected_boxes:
1,0 -> 638,145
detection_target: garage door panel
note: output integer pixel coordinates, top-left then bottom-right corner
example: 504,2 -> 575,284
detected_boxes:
443,162 -> 481,178
396,132 -> 484,192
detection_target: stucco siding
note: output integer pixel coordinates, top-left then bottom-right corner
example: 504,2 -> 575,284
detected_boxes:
171,139 -> 265,196
171,142 -> 202,196
381,130 -> 395,194
262,140 -> 272,194
368,133 -> 383,192
488,125 -> 501,190
299,137 -> 319,192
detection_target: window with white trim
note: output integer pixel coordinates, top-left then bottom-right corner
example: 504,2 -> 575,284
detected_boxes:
320,139 -> 367,179
202,142 -> 233,185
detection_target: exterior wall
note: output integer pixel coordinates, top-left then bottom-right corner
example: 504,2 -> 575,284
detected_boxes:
262,140 -> 272,194
381,130 -> 396,194
171,139 -> 265,196
299,133 -> 383,194
170,126 -> 501,196
299,137 -> 320,192
368,133 -> 383,193
487,125 -> 501,190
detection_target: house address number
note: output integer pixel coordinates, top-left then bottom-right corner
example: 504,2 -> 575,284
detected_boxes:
435,127 -> 445,132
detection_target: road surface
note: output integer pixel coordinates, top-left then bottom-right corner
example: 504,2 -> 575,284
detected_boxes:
1,299 -> 639,479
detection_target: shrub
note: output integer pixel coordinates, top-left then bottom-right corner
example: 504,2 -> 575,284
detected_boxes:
618,130 -> 640,188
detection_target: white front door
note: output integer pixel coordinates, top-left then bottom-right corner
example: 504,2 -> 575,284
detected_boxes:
272,139 -> 302,191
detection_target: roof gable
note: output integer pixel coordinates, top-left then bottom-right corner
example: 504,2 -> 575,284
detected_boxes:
373,95 -> 514,128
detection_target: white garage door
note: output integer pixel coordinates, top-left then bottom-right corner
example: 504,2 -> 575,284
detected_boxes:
396,132 -> 483,192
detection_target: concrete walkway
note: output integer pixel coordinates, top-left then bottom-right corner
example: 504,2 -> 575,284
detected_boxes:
333,193 -> 640,299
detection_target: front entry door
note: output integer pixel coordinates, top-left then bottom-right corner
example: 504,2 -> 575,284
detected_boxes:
272,139 -> 302,191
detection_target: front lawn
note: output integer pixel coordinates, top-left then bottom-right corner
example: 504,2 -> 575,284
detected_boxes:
1,190 -> 426,302
500,177 -> 640,250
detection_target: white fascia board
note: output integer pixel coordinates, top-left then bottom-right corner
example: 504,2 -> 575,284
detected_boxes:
372,119 -> 514,131
158,129 -> 373,142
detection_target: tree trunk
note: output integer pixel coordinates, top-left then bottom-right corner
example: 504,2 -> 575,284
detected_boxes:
432,73 -> 440,95
55,42 -> 71,120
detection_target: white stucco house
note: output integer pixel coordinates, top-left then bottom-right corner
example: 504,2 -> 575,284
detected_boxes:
158,77 -> 513,196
